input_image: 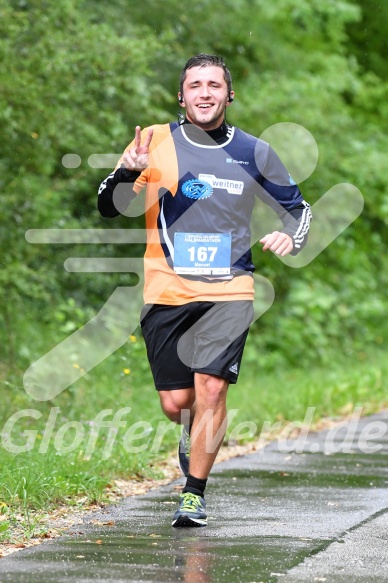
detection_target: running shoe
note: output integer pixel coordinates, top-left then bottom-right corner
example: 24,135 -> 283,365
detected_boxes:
177,424 -> 191,477
171,492 -> 207,527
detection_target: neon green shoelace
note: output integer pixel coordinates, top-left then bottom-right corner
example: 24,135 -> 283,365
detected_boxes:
180,492 -> 201,511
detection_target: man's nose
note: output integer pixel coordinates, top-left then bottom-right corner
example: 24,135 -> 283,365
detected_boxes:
199,85 -> 211,98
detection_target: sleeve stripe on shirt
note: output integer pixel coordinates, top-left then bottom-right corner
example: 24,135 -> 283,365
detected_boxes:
293,201 -> 312,248
98,170 -> 115,196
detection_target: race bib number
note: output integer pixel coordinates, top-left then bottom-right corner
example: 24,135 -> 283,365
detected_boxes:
173,233 -> 231,275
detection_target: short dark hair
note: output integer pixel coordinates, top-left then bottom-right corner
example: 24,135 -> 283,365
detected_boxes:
179,54 -> 233,95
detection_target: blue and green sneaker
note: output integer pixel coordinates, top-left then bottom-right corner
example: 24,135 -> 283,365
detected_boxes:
171,492 -> 207,527
177,424 -> 191,477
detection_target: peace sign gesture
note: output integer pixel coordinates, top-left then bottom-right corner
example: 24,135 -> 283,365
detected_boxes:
123,126 -> 154,171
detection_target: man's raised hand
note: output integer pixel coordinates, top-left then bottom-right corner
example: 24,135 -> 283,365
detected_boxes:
123,126 -> 154,171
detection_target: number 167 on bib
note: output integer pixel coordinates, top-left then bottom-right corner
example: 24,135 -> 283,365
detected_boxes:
173,233 -> 231,275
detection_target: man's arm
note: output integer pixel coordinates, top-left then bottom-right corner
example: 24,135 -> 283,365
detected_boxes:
281,201 -> 312,254
257,144 -> 312,256
97,166 -> 141,217
97,126 -> 153,218
260,201 -> 312,256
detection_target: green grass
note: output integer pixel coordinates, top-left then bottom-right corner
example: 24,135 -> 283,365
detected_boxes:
229,347 -> 388,430
1,327 -> 387,542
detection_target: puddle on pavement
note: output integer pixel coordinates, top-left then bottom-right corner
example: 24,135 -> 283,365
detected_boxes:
212,468 -> 388,490
1,452 -> 387,582
1,527 -> 324,583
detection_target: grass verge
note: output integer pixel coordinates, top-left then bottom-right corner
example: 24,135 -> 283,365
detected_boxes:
1,334 -> 387,548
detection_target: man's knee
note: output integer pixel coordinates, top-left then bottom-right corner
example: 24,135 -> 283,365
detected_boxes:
195,374 -> 229,408
159,389 -> 195,423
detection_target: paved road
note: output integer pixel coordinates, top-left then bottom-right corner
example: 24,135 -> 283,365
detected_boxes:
1,411 -> 387,582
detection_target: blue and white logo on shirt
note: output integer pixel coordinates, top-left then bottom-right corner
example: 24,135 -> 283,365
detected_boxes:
182,179 -> 213,200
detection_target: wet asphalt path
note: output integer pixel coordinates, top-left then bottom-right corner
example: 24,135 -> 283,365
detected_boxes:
1,411 -> 387,582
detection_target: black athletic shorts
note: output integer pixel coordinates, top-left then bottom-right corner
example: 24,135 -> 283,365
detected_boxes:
140,300 -> 254,391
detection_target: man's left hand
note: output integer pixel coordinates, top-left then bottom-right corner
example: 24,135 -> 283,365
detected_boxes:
260,231 -> 293,256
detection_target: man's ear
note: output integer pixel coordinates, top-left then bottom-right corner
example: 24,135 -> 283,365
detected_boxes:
227,91 -> 235,104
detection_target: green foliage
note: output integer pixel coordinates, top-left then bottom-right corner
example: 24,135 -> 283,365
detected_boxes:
0,0 -> 170,356
1,0 -> 388,544
0,0 -> 387,374
346,0 -> 388,80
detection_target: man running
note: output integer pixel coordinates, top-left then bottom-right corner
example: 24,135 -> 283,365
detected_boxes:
98,53 -> 312,527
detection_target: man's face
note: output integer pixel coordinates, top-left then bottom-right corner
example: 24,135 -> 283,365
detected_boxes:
180,65 -> 233,131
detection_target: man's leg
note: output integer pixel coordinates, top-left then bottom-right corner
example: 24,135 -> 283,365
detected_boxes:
158,387 -> 195,477
188,373 -> 229,479
171,373 -> 229,527
158,376 -> 228,479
